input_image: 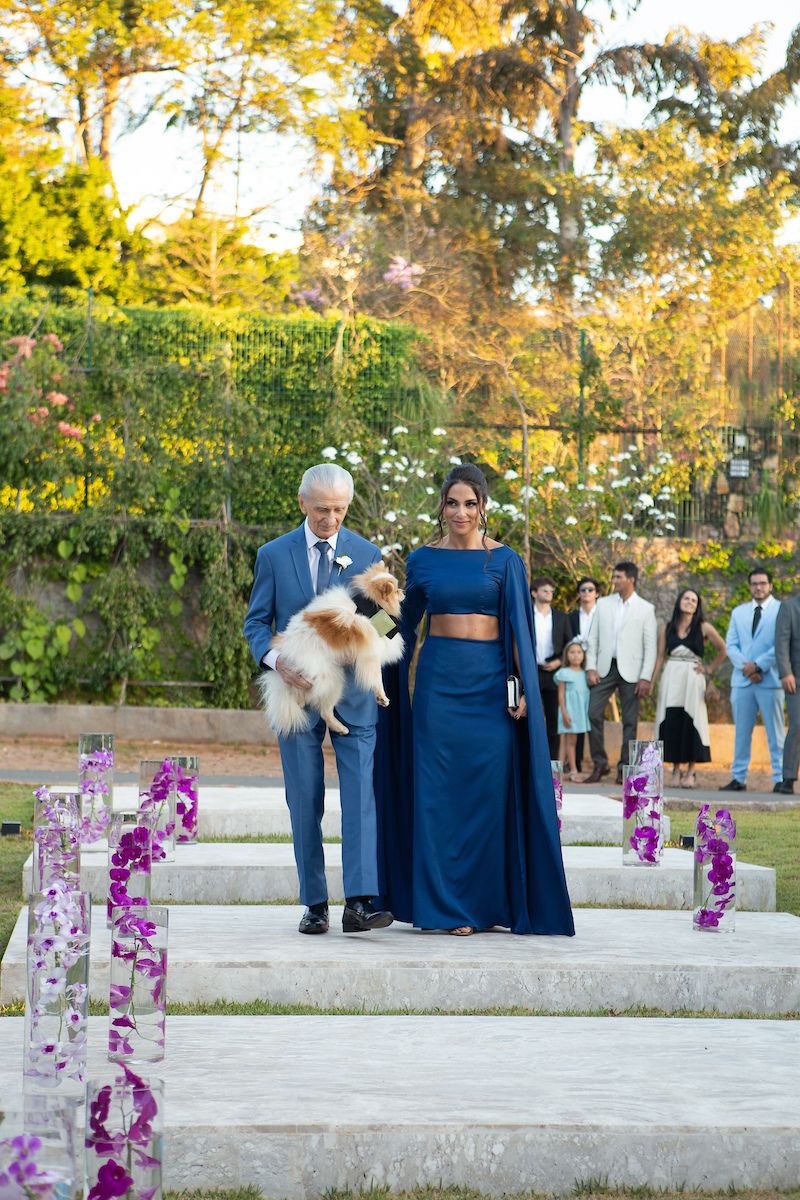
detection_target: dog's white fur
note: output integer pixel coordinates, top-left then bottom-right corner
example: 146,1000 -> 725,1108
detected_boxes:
259,563 -> 405,736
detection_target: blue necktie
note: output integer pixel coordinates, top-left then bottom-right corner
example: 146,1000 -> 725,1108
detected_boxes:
751,605 -> 762,637
315,541 -> 332,594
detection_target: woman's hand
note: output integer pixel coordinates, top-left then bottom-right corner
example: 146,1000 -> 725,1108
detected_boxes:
509,694 -> 528,720
561,711 -> 572,727
694,663 -> 707,676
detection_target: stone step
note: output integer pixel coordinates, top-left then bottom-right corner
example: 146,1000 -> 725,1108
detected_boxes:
2,906 -> 796,1014
22,844 -> 776,909
110,784 -> 650,845
0,1015 -> 797,1193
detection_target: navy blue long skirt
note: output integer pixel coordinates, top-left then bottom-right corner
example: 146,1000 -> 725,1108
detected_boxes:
412,634 -> 513,930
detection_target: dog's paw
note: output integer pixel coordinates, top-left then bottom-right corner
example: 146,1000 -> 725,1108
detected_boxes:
376,693 -> 390,707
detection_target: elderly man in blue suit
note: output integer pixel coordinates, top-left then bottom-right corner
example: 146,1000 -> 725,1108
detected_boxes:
244,462 -> 393,935
722,566 -> 785,792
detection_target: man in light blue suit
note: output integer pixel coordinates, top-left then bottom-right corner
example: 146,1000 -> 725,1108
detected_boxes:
244,462 -> 393,935
722,566 -> 785,791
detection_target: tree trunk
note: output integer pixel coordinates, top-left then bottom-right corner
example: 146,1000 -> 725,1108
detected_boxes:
77,90 -> 93,163
99,70 -> 121,174
554,0 -> 584,322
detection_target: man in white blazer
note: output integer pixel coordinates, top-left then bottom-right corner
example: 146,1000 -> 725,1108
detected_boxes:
722,566 -> 784,791
585,562 -> 658,784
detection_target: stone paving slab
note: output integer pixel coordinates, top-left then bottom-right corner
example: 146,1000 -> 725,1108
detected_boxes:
110,785 -> 649,844
22,844 -> 776,909
0,1015 -> 798,1193
2,906 -> 796,1013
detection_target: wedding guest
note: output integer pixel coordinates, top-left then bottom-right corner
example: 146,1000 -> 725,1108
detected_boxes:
652,589 -> 727,788
532,576 -> 571,759
554,640 -> 591,781
776,591 -> 800,794
375,463 -> 574,938
585,562 -> 658,785
722,567 -> 785,792
569,576 -> 600,767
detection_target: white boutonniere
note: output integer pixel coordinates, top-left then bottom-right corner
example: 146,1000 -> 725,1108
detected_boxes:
334,554 -> 353,574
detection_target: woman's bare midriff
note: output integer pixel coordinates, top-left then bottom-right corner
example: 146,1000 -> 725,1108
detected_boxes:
428,614 -> 500,641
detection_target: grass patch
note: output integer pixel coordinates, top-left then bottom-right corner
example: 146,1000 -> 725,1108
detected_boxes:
665,805 -> 800,915
162,1190 -> 800,1200
0,785 -> 32,968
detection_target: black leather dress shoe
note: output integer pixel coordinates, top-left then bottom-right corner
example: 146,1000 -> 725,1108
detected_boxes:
615,765 -> 624,786
342,898 -> 394,932
720,779 -> 746,792
299,903 -> 329,934
584,766 -> 609,784
773,779 -> 795,795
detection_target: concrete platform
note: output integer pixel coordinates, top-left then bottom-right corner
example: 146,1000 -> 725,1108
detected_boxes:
0,1015 -> 797,1193
22,844 -> 776,909
110,785 -> 650,845
2,907 -> 796,1013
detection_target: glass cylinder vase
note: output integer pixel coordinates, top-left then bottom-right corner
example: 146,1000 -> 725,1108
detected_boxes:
24,889 -> 91,1095
550,760 -> 563,833
173,754 -> 200,844
79,732 -> 114,844
85,1070 -> 164,1200
107,813 -> 152,925
622,765 -> 664,866
693,806 -> 737,932
628,740 -> 664,788
138,760 -> 177,864
0,1095 -> 81,1200
109,906 -> 168,1064
33,787 -> 81,891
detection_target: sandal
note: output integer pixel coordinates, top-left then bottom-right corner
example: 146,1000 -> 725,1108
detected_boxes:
670,767 -> 682,787
681,771 -> 697,789
569,771 -> 583,783
449,926 -> 475,936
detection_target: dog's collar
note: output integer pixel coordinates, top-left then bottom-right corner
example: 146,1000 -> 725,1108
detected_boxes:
353,591 -> 401,639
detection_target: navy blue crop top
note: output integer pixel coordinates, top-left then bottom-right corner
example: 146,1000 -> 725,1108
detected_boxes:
403,544 -> 514,624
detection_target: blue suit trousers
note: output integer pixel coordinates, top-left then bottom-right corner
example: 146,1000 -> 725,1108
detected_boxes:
730,686 -> 785,783
279,716 -> 378,906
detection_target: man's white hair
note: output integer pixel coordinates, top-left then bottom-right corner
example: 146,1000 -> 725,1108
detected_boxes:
299,463 -> 354,501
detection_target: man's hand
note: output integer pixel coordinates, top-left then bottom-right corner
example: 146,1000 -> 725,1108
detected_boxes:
275,657 -> 311,691
587,669 -> 600,687
782,673 -> 797,695
542,659 -> 560,672
635,678 -> 652,698
742,660 -> 759,678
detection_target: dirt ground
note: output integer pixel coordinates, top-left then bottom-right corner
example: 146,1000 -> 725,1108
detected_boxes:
0,734 -> 782,793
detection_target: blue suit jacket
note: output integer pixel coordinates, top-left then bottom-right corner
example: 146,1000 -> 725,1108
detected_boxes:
243,523 -> 382,726
725,598 -> 782,689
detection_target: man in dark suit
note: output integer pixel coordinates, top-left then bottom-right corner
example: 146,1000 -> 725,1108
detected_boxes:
568,577 -> 600,770
531,576 -> 571,759
775,593 -> 800,794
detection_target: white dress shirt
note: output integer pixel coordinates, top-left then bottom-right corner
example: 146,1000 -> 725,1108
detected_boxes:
612,592 -> 636,658
264,520 -> 339,669
578,606 -> 596,644
534,607 -> 554,667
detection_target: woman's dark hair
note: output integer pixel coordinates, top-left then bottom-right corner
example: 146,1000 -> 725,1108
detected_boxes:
434,463 -> 490,547
666,588 -> 705,642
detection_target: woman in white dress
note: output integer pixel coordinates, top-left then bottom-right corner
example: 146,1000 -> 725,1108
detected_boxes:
653,589 -> 727,788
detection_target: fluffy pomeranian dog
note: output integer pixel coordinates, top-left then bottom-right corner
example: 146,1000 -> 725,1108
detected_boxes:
259,563 -> 405,737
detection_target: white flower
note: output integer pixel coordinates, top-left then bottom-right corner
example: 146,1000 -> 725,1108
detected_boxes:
622,514 -> 634,522
425,486 -> 435,495
449,456 -> 462,465
416,467 -> 426,478
392,425 -> 409,435
411,536 -> 420,545
380,546 -> 392,557
608,467 -> 618,476
576,483 -> 585,491
541,464 -> 556,475
610,530 -> 628,540
384,511 -> 397,523
587,463 -> 599,475
637,493 -> 654,507
504,469 -> 519,480
600,514 -> 613,522
664,522 -> 676,530
550,479 -> 567,490
611,479 -> 626,488
417,513 -> 432,522
389,449 -> 397,456
432,427 -> 446,436
590,484 -> 604,493
381,484 -> 389,491
564,516 -> 578,526
334,554 -> 353,571
658,489 -> 672,499
380,437 -> 388,446
345,451 -> 362,466
486,497 -> 500,511
501,503 -> 519,515
321,446 -> 337,459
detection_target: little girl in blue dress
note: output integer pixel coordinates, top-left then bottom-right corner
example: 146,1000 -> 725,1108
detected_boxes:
554,640 -> 591,781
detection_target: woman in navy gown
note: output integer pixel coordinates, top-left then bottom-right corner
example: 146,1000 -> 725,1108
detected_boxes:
375,464 -> 574,936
